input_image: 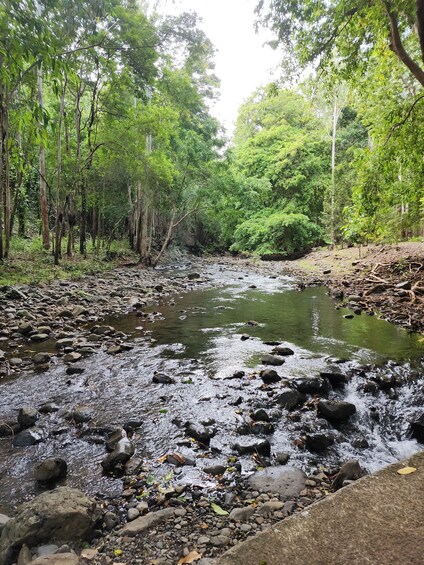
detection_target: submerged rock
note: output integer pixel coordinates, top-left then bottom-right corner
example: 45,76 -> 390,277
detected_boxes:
318,400 -> 356,422
275,389 -> 305,411
261,354 -> 285,366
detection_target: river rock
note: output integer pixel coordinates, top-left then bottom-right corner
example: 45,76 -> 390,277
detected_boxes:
30,334 -> 49,342
152,372 -> 175,384
203,465 -> 227,476
248,466 -> 307,497
229,507 -> 255,521
30,553 -> 79,565
106,428 -> 127,452
409,414 -> 424,442
18,407 -> 38,429
275,388 -> 305,410
318,399 -> 357,421
251,409 -> 270,422
320,371 -> 347,388
63,352 -> 82,363
250,421 -> 275,435
185,422 -> 215,446
259,369 -> 281,384
0,514 -> 10,533
32,353 -> 51,366
261,354 -> 285,366
119,508 -> 175,536
34,458 -> 67,482
55,338 -> 75,349
37,544 -> 59,557
332,459 -> 362,490
295,376 -> 330,395
13,428 -> 43,447
4,288 -> 27,300
17,322 -> 33,335
304,433 -> 334,452
0,487 -> 101,565
101,437 -> 135,471
233,438 -> 271,457
271,346 -> 294,356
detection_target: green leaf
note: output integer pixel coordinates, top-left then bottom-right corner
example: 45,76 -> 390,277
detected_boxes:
211,502 -> 229,516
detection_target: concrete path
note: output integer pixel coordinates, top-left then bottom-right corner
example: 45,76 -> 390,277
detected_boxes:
217,451 -> 424,565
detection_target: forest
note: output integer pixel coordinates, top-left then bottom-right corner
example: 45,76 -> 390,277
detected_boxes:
1,0 -> 424,277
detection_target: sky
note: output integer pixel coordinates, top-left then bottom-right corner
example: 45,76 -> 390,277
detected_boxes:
155,0 -> 283,136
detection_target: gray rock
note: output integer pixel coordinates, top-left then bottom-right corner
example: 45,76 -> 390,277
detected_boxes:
210,534 -> 230,547
119,508 -> 175,536
0,514 -> 10,533
271,346 -> 294,356
18,407 -> 38,429
34,458 -> 67,482
203,465 -> 227,476
0,487 -> 101,565
276,388 -> 305,410
229,507 -> 255,521
261,354 -> 285,366
32,353 -> 51,365
63,352 -> 82,363
106,428 -> 127,452
259,369 -> 281,384
275,452 -> 290,465
37,544 -> 59,557
251,409 -> 270,422
30,554 -> 79,565
13,428 -> 43,447
30,334 -> 49,342
127,508 -> 140,521
101,437 -> 135,471
318,400 -> 356,421
258,501 -> 285,515
103,511 -> 118,531
17,322 -> 34,335
248,466 -> 307,497
304,433 -> 334,452
152,372 -> 175,384
295,377 -> 330,395
233,438 -> 271,457
332,459 -> 362,491
185,422 -> 215,446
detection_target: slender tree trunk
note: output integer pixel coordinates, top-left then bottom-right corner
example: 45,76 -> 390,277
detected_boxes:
330,95 -> 339,245
152,209 -> 176,268
0,55 -> 4,260
4,88 -> 10,257
135,181 -> 142,253
37,65 -> 50,250
140,195 -> 149,261
54,84 -> 66,266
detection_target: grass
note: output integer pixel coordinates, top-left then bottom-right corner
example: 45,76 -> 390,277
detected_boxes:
0,237 -> 137,286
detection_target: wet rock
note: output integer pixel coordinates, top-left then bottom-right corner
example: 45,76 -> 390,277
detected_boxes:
103,511 -> 118,531
30,334 -> 49,342
261,354 -> 285,366
251,409 -> 270,422
153,372 -> 175,384
332,459 -> 362,490
30,553 -> 79,565
106,428 -> 127,452
39,403 -> 59,414
93,325 -> 114,335
65,366 -> 85,375
66,407 -> 93,424
188,272 -> 201,280
225,370 -> 245,380
271,346 -> 294,356
185,422 -> 215,446
32,353 -> 51,366
351,437 -> 369,449
167,452 -> 195,466
275,452 -> 290,465
248,466 -> 306,497
119,508 -> 175,536
0,420 -> 20,437
55,338 -> 75,349
0,514 -> 10,533
409,414 -> 424,443
203,465 -> 227,476
259,369 -> 281,384
318,400 -> 356,422
240,334 -> 250,341
0,487 -> 101,565
229,507 -> 255,521
233,438 -> 271,457
102,435 -> 135,472
304,433 -> 334,452
210,534 -> 230,547
295,376 -> 330,395
320,371 -> 347,388
377,374 -> 398,390
18,406 -> 38,429
275,388 -> 305,411
17,322 -> 33,335
34,458 -> 68,482
250,421 -> 275,435
37,544 -> 59,557
13,428 -> 43,447
63,352 -> 82,363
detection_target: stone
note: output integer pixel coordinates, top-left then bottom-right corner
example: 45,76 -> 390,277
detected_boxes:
320,371 -> 347,388
261,354 -> 285,366
233,438 -> 271,457
17,322 -> 34,335
0,487 -> 101,565
34,458 -> 67,482
251,409 -> 270,422
248,466 -> 307,497
0,514 -> 10,533
63,352 -> 82,363
119,508 -> 175,536
13,428 -> 43,447
271,346 -> 294,356
203,465 -> 227,476
318,400 -> 356,422
30,334 -> 49,342
101,437 -> 135,471
258,501 -> 285,515
332,460 -> 362,491
295,377 -> 330,395
166,452 -> 195,466
106,428 -> 127,452
66,406 -> 93,424
18,406 -> 38,429
127,508 -> 140,521
65,366 -> 85,375
55,338 -> 75,349
37,544 -> 59,556
103,512 -> 118,531
33,353 -> 51,365
250,422 -> 275,435
185,422 -> 215,446
410,414 -> 424,443
304,433 -> 334,452
229,507 -> 255,521
152,372 -> 175,384
17,543 -> 31,565
30,554 -> 79,565
107,345 -> 122,355
275,452 -> 290,465
210,535 -> 230,547
275,389 -> 305,410
259,369 -> 281,384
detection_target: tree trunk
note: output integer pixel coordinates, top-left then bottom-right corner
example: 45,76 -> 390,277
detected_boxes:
54,84 -> 66,266
4,89 -> 10,257
151,209 -> 176,268
330,95 -> 339,245
37,65 -> 50,250
0,55 -> 3,260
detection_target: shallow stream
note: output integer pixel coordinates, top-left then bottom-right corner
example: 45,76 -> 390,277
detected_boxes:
1,262 -> 424,513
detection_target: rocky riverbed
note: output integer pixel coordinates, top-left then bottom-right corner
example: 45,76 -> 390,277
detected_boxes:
1,251 -> 424,565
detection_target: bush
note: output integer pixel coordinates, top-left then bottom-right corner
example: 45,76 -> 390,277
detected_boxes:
230,210 -> 324,256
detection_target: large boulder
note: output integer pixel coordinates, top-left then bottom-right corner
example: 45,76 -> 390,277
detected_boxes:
0,487 -> 101,565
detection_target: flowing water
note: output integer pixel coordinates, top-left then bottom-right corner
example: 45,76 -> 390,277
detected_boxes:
1,262 -> 424,513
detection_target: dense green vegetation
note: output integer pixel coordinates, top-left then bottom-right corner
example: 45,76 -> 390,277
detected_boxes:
1,0 -> 424,276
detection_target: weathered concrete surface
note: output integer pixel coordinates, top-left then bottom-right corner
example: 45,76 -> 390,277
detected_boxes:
217,452 -> 424,565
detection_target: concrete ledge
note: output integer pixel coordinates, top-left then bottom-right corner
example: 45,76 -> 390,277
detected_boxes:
217,452 -> 424,565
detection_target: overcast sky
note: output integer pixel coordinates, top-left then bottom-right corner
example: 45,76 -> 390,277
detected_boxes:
155,0 -> 283,136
